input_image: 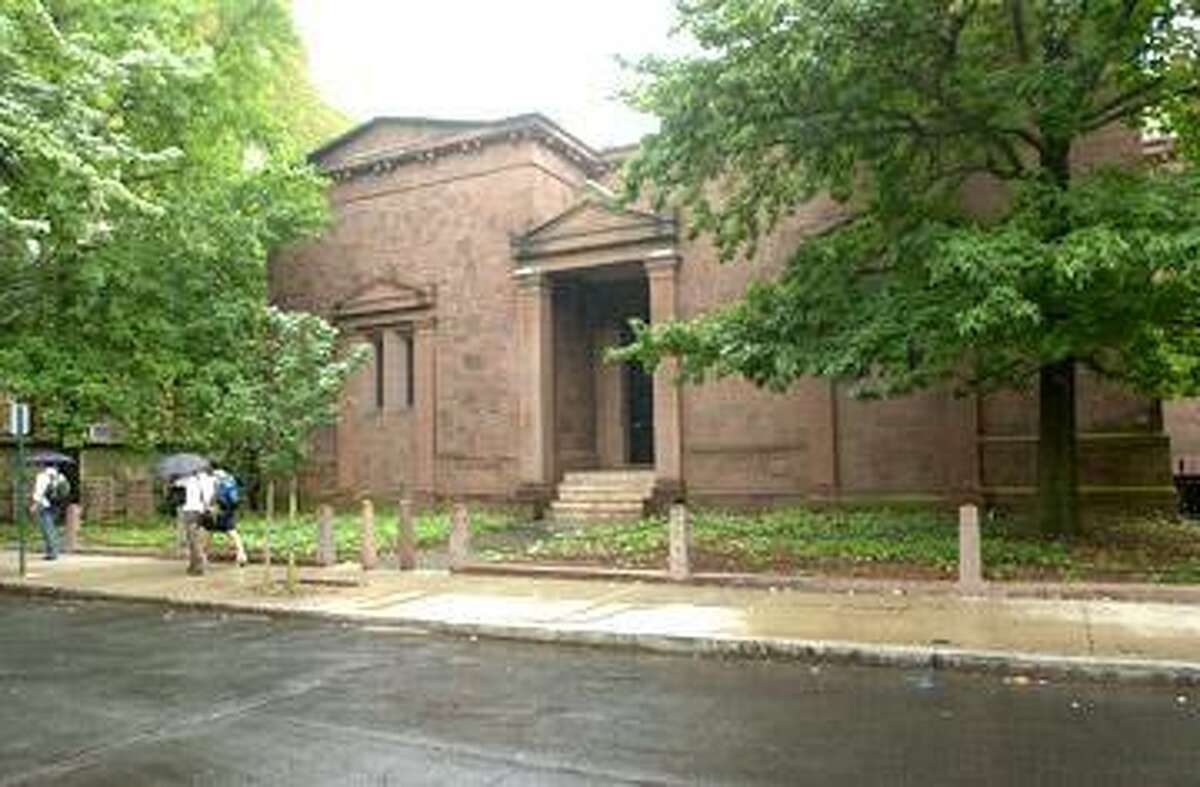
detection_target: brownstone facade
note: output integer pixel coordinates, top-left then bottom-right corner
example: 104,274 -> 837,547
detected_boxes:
271,114 -> 1179,511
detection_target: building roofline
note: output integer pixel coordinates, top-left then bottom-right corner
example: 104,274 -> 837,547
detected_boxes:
310,112 -> 609,181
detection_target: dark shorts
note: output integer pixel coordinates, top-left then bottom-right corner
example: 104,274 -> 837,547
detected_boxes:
203,509 -> 237,533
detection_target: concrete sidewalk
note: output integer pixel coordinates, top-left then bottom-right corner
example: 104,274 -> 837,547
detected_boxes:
3,550 -> 1199,684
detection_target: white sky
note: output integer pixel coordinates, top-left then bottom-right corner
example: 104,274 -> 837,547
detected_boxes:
291,0 -> 683,151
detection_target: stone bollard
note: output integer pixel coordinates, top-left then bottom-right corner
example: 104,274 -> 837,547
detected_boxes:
175,508 -> 187,559
958,503 -> 983,593
359,499 -> 377,570
397,498 -> 416,571
63,504 -> 82,554
668,503 -> 692,581
448,503 -> 471,571
316,504 -> 335,567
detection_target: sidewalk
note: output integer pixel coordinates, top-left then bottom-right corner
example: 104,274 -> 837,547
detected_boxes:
3,550 -> 1199,684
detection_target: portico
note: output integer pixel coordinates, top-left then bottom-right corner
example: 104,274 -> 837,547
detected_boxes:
512,196 -> 684,510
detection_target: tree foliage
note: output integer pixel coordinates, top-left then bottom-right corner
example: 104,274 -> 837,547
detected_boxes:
619,0 -> 1200,534
210,306 -> 367,481
0,0 -> 349,450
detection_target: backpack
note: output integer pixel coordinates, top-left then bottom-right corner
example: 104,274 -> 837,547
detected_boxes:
47,473 -> 71,507
215,475 -> 240,510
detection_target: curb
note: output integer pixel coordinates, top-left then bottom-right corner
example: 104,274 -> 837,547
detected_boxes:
459,562 -> 1200,604
3,579 -> 1198,688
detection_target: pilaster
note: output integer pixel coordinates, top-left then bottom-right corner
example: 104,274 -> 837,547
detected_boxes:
645,250 -> 684,506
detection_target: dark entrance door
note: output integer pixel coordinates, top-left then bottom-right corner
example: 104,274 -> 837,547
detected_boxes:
621,324 -> 655,465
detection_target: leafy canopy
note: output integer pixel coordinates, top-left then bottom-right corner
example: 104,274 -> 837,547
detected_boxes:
209,306 -> 368,480
0,0 -> 350,450
618,0 -> 1200,399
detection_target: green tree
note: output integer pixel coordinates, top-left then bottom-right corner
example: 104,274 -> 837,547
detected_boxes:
208,306 -> 366,569
619,0 -> 1200,535
0,0 -> 176,303
0,0 -> 347,452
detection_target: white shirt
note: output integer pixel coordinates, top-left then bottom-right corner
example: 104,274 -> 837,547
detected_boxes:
177,472 -> 215,513
31,467 -> 61,509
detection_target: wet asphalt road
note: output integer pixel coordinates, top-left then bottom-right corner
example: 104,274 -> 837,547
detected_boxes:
0,596 -> 1197,786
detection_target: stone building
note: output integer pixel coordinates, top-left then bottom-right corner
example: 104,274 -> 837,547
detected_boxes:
270,113 -> 1178,519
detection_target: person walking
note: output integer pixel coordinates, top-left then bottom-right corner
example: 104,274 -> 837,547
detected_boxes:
176,469 -> 216,575
208,469 -> 248,567
29,463 -> 67,560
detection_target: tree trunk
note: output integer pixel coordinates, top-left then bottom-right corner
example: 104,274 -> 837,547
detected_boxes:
288,476 -> 298,523
264,478 -> 275,570
1036,358 -> 1079,537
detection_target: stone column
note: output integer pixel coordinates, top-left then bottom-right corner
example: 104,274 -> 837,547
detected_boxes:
594,323 -> 628,467
958,503 -> 984,593
448,503 -> 471,570
316,504 -> 335,567
412,318 -> 438,500
64,504 -> 82,554
668,503 -> 692,581
514,270 -> 555,502
396,498 -> 416,571
359,498 -> 377,570
646,251 -> 684,503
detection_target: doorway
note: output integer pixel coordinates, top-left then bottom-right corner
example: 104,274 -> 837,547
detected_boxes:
620,322 -> 654,466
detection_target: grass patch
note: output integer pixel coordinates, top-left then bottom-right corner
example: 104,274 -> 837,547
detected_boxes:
515,507 -> 1200,583
0,504 -> 524,563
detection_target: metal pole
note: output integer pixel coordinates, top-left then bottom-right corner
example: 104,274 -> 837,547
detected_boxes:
16,431 -> 25,579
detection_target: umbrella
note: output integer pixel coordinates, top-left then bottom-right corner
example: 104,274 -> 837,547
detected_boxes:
156,453 -> 210,481
25,450 -> 75,466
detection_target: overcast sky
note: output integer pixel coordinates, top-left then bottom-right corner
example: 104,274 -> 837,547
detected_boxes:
291,0 -> 683,150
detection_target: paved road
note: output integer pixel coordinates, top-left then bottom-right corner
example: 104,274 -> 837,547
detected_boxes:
0,596 -> 1196,786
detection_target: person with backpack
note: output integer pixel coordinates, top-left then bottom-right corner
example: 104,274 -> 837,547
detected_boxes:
175,468 -> 216,575
206,468 -> 247,567
29,463 -> 69,560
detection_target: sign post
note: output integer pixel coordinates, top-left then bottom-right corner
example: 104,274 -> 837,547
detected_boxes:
8,402 -> 30,578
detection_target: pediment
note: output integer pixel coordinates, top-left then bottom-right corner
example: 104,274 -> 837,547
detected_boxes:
311,117 -> 488,169
514,194 -> 676,261
335,277 -> 433,322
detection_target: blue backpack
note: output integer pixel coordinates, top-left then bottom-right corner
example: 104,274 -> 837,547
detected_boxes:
215,476 -> 240,510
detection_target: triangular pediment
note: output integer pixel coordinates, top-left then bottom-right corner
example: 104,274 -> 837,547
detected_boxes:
311,117 -> 489,169
515,192 -> 676,262
335,276 -> 433,321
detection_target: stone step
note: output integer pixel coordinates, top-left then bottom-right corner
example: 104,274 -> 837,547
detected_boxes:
557,480 -> 656,494
548,500 -> 646,523
561,469 -> 656,487
556,488 -> 651,504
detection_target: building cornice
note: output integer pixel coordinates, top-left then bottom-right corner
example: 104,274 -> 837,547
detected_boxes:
314,114 -> 610,184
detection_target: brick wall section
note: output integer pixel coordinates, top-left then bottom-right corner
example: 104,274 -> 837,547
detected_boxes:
273,137 -> 584,501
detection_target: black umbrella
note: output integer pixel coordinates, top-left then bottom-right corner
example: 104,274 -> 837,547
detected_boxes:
25,450 -> 75,466
156,453 -> 210,480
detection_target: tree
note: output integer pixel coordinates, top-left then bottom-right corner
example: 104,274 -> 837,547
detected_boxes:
618,0 -> 1200,535
0,0 -> 347,452
207,305 -> 366,571
0,0 -> 174,307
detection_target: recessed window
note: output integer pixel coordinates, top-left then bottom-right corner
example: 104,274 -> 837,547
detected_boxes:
404,333 -> 415,408
373,332 -> 385,410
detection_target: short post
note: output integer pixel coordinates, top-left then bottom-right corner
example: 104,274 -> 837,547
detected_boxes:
359,498 -> 377,570
316,504 -> 335,567
63,504 -> 82,554
958,503 -> 983,593
175,508 -> 187,559
397,498 -> 416,571
448,502 -> 470,571
668,503 -> 692,581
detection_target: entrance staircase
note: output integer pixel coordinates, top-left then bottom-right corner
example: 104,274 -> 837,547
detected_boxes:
548,469 -> 656,524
